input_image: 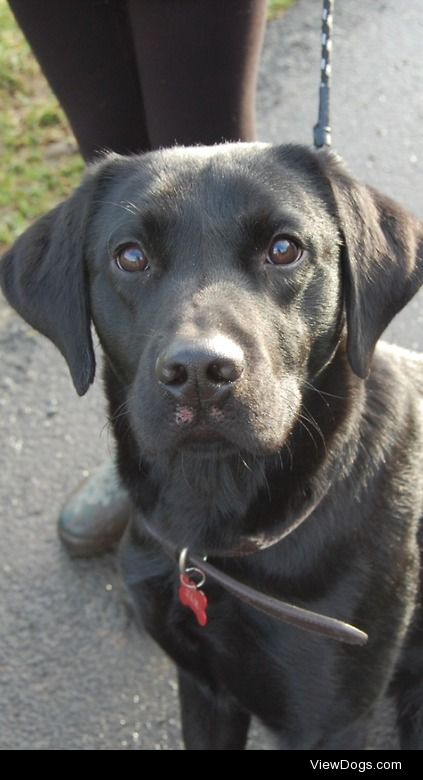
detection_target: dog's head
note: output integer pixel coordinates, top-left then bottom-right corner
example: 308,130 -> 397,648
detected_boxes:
1,144 -> 422,459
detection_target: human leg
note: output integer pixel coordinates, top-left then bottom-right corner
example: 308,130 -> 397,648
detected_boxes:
127,0 -> 267,146
8,0 -> 151,160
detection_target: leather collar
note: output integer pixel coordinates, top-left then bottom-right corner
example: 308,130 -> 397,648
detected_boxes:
141,514 -> 368,646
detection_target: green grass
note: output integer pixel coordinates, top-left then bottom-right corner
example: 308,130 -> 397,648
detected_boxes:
0,0 -> 83,252
0,0 -> 294,252
268,0 -> 294,21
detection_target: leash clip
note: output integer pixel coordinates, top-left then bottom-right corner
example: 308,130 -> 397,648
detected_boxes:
179,547 -> 206,589
178,547 -> 208,627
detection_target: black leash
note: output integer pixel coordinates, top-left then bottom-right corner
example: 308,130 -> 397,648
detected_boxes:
314,0 -> 334,148
186,550 -> 368,646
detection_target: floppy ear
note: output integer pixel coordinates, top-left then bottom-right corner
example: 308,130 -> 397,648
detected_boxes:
0,159 -> 117,396
317,150 -> 423,378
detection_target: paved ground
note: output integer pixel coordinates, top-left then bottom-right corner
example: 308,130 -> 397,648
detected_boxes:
1,0 -> 422,751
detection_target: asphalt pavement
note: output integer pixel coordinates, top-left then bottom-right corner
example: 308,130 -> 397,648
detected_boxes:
1,0 -> 422,750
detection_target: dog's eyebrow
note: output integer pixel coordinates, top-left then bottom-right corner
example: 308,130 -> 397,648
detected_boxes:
239,210 -> 307,248
105,205 -> 174,249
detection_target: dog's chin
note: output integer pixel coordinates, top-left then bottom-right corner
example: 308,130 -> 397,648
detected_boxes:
140,420 -> 293,463
179,437 -> 239,457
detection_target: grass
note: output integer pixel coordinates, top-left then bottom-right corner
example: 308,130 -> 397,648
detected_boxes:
0,0 -> 293,252
0,0 -> 84,252
268,0 -> 294,21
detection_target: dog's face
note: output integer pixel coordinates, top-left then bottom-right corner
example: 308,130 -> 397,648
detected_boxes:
89,145 -> 342,458
1,143 -> 422,462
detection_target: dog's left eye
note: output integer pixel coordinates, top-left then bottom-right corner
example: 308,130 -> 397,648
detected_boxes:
266,236 -> 303,266
115,243 -> 150,272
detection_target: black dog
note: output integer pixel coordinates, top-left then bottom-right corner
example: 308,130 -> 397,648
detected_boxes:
1,144 -> 423,750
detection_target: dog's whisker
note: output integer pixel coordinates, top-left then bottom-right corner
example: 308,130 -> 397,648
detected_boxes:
239,453 -> 253,472
179,450 -> 193,492
303,379 -> 347,403
109,407 -> 131,424
262,470 -> 272,504
295,415 -> 319,454
132,327 -> 168,339
95,198 -> 140,217
282,443 -> 294,472
108,399 -> 131,426
124,200 -> 142,215
112,398 -> 130,417
301,403 -> 327,454
278,394 -> 324,456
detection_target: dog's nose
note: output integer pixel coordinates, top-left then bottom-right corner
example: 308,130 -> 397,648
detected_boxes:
155,335 -> 244,403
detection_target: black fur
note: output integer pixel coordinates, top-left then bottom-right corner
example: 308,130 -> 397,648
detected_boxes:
1,143 -> 423,749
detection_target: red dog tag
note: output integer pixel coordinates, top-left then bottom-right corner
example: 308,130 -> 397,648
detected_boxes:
179,576 -> 208,626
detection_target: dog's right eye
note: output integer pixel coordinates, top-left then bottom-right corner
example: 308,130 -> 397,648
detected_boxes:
114,244 -> 150,273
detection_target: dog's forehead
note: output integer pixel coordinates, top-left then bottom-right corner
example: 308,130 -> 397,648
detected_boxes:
112,143 -> 330,222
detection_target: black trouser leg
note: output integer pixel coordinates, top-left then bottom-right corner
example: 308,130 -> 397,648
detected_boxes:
8,0 -> 150,161
8,0 -> 267,160
127,0 -> 267,146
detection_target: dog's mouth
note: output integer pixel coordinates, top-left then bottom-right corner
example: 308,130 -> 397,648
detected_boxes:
178,429 -> 237,454
174,411 -> 237,453
171,402 -> 243,451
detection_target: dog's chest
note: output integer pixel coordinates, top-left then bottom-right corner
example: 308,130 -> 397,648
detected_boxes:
120,532 -> 397,745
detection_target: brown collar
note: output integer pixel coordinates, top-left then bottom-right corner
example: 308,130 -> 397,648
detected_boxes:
141,515 -> 368,647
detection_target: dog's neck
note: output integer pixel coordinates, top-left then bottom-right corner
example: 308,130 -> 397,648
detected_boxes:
147,448 -> 269,552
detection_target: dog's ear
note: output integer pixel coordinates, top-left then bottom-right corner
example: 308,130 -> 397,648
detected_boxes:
316,150 -> 423,378
0,157 -> 119,395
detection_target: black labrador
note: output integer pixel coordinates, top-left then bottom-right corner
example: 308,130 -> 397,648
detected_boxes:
1,144 -> 423,750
